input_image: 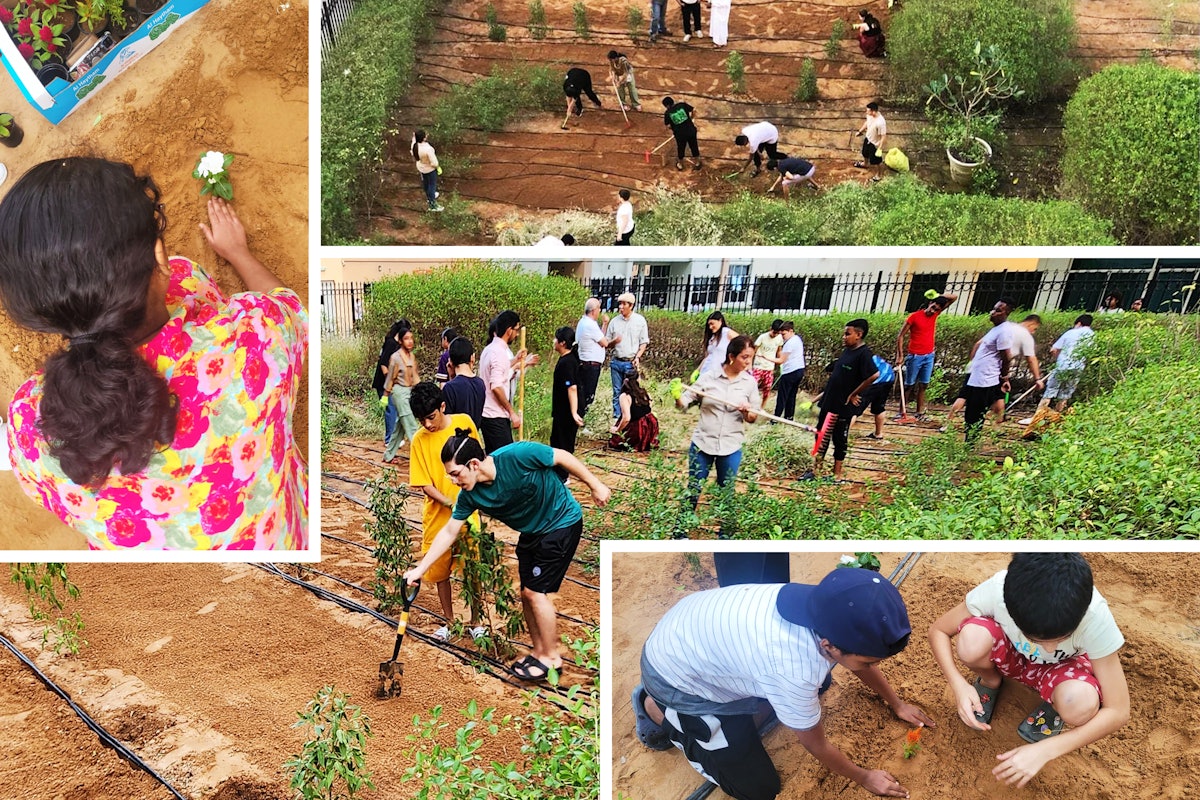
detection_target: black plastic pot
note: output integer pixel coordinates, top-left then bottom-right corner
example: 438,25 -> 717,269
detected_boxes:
135,0 -> 164,13
36,61 -> 70,86
0,117 -> 23,148
109,6 -> 143,41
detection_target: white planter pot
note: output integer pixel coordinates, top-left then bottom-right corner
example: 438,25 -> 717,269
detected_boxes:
946,137 -> 993,185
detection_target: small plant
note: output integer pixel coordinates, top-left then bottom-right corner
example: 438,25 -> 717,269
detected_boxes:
75,0 -> 125,32
0,112 -> 21,146
903,727 -> 923,758
284,686 -> 374,800
426,192 -> 481,238
484,2 -> 506,42
365,473 -> 414,614
825,20 -> 845,59
10,564 -> 87,655
924,42 -> 1024,163
572,0 -> 590,38
193,150 -> 235,201
794,58 -> 817,102
527,0 -> 547,40
725,50 -> 745,93
837,553 -> 882,571
626,6 -> 643,42
459,516 -> 525,657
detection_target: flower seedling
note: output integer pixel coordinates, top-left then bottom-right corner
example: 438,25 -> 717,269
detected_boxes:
902,727 -> 922,759
193,150 -> 234,201
837,552 -> 882,571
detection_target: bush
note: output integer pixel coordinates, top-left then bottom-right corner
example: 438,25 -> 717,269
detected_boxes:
626,6 -> 643,41
322,335 -> 375,398
631,187 -> 724,245
527,0 -> 547,39
794,58 -> 817,102
358,262 -> 589,375
1060,63 -> 1200,245
485,3 -> 507,41
725,51 -> 745,93
825,20 -> 844,59
321,0 -> 443,244
887,0 -> 1076,103
573,0 -> 590,38
431,64 -> 561,143
284,687 -> 374,800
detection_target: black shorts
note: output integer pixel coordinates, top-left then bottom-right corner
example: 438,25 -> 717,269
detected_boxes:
516,518 -> 583,593
955,374 -> 972,401
861,380 -> 892,415
862,139 -> 882,165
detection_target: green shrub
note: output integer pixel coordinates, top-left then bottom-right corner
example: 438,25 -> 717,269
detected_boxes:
485,2 -> 507,41
1060,63 -> 1200,245
10,564 -> 87,655
431,64 -> 561,143
322,334 -> 375,398
632,187 -> 724,245
726,51 -> 745,93
527,0 -> 547,39
321,0 -> 444,243
626,6 -> 643,41
794,58 -> 817,102
427,192 -> 481,237
366,474 -> 415,614
284,686 -> 374,800
358,262 -> 588,373
887,0 -> 1076,103
573,0 -> 590,38
825,20 -> 844,59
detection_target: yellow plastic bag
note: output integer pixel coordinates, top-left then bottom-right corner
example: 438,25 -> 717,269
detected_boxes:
884,147 -> 910,172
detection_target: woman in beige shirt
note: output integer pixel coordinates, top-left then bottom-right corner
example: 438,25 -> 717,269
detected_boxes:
676,334 -> 761,537
412,130 -> 443,212
382,327 -> 421,462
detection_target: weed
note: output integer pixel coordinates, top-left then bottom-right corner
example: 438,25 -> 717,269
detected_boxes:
725,50 -> 746,93
794,57 -> 817,102
825,20 -> 845,59
366,474 -> 415,614
284,686 -> 374,800
573,0 -> 590,38
427,192 -> 481,238
485,2 -> 507,41
527,0 -> 547,39
10,564 -> 86,655
626,6 -> 643,42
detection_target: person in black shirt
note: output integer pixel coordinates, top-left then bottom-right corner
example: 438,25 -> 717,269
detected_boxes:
563,67 -> 602,121
803,319 -> 879,482
550,326 -> 584,481
662,96 -> 702,170
441,336 -> 486,430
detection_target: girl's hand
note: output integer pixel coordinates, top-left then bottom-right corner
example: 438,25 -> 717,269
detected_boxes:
953,681 -> 991,731
993,744 -> 1052,788
199,197 -> 252,264
892,702 -> 935,729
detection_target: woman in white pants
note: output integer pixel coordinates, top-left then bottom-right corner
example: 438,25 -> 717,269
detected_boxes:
707,0 -> 730,47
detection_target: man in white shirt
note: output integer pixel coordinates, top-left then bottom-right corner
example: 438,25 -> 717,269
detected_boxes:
855,101 -> 887,184
1023,314 -> 1095,419
773,321 -> 806,420
997,314 -> 1045,422
734,120 -> 780,177
606,291 -> 650,421
614,189 -> 635,245
631,568 -> 934,800
575,297 -> 613,423
963,298 -> 1015,442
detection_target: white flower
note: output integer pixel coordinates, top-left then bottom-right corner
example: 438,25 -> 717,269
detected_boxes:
839,555 -> 857,565
197,151 -> 226,177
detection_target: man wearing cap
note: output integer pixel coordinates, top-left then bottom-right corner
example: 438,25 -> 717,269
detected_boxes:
606,292 -> 650,423
575,297 -> 615,424
631,568 -> 934,799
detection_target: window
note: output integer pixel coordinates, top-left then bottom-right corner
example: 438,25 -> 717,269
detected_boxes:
970,272 -> 1042,314
726,263 -> 750,304
907,273 -> 949,312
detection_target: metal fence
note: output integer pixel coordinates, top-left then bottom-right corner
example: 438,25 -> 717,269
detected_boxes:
321,264 -> 1199,338
320,0 -> 357,57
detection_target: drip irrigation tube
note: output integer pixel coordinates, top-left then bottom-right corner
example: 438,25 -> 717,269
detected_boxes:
253,564 -> 593,710
0,632 -> 188,800
682,553 -> 921,800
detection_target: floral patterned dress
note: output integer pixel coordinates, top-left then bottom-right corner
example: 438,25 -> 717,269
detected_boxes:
7,257 -> 308,550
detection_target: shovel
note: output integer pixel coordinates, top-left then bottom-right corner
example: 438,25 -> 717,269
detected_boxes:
377,578 -> 420,699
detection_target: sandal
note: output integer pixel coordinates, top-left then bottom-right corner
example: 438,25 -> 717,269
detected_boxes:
511,654 -> 556,682
1017,700 -> 1064,743
631,684 -> 673,750
853,160 -> 868,169
972,677 -> 1000,725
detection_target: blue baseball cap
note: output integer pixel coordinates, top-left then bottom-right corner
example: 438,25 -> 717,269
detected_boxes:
776,569 -> 911,658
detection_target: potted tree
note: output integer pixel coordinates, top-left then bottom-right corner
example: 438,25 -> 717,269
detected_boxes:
0,112 -> 23,147
924,41 -> 1024,185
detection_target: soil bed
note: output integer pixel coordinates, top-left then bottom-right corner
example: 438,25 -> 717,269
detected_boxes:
612,551 -> 1200,800
372,0 -> 1196,241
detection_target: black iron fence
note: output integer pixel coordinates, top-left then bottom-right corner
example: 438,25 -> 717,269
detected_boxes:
320,0 -> 357,57
321,264 -> 1199,338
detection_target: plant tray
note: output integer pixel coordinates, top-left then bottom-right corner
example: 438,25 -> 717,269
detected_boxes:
0,1 -> 211,124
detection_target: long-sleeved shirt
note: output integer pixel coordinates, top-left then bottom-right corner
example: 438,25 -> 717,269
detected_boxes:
680,368 -> 761,456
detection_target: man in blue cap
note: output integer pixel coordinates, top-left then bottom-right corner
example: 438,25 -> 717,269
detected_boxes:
631,567 -> 935,799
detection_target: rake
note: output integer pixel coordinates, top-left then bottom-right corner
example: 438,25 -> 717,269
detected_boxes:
645,135 -> 674,164
611,73 -> 632,130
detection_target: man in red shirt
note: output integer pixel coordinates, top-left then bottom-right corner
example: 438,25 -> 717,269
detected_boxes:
895,290 -> 957,419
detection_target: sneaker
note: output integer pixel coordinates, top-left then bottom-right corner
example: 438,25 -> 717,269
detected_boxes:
799,469 -> 817,481
649,33 -> 658,43
429,205 -> 444,212
469,626 -> 488,642
694,31 -> 704,38
633,105 -> 642,111
1018,417 -> 1034,426
749,168 -> 761,178
434,191 -> 439,199
683,33 -> 691,41
693,159 -> 703,170
914,413 -> 931,422
433,625 -> 451,641
676,160 -> 684,171
937,426 -> 948,433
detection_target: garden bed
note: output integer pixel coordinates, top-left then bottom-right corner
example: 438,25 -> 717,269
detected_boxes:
611,551 -> 1200,800
366,0 -> 1195,241
0,0 -> 308,550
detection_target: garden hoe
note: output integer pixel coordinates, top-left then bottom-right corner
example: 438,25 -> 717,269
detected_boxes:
611,74 -> 632,130
645,135 -> 673,164
672,379 -> 817,433
377,578 -> 420,699
894,364 -> 918,424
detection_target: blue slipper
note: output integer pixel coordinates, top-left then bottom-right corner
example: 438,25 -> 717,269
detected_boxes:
631,683 -> 672,750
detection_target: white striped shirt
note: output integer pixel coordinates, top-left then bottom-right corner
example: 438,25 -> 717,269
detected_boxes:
643,583 -> 834,730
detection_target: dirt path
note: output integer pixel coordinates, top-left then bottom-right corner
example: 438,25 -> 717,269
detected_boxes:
374,0 -> 1197,240
611,551 -> 1200,800
0,0 -> 309,550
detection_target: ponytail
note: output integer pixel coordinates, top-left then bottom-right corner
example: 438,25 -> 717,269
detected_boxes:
440,428 -> 485,465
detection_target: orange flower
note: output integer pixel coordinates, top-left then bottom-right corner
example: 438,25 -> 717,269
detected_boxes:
906,728 -> 922,744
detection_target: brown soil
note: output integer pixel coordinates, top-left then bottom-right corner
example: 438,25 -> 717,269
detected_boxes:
612,551 -> 1200,800
0,0 -> 309,549
370,0 -> 1197,242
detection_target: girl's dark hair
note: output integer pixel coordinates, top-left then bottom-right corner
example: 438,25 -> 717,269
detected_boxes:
621,368 -> 651,407
0,157 -> 177,485
412,130 -> 427,162
555,325 -> 577,349
441,327 -> 457,345
725,334 -> 754,363
397,326 -> 414,348
702,310 -> 727,349
440,428 -> 486,465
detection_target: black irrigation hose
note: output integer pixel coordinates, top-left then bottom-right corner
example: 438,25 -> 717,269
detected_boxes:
253,564 -> 591,709
683,552 -> 922,800
0,633 -> 188,800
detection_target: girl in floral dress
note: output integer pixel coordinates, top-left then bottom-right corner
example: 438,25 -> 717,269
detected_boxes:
0,157 -> 308,550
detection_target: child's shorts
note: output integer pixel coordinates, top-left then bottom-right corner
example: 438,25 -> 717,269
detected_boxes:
959,616 -> 1102,703
861,380 -> 893,415
904,352 -> 935,385
515,518 -> 583,594
1044,368 -> 1083,400
751,368 -> 775,398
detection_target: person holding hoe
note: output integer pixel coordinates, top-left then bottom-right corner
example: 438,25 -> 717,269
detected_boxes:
662,95 -> 702,171
734,120 -> 780,177
608,50 -> 642,112
632,567 -> 935,799
802,319 -> 879,483
894,289 -> 956,421
563,67 -> 602,129
403,432 -> 611,682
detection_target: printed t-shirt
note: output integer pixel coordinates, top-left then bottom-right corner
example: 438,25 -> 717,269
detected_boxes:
753,332 -> 783,371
